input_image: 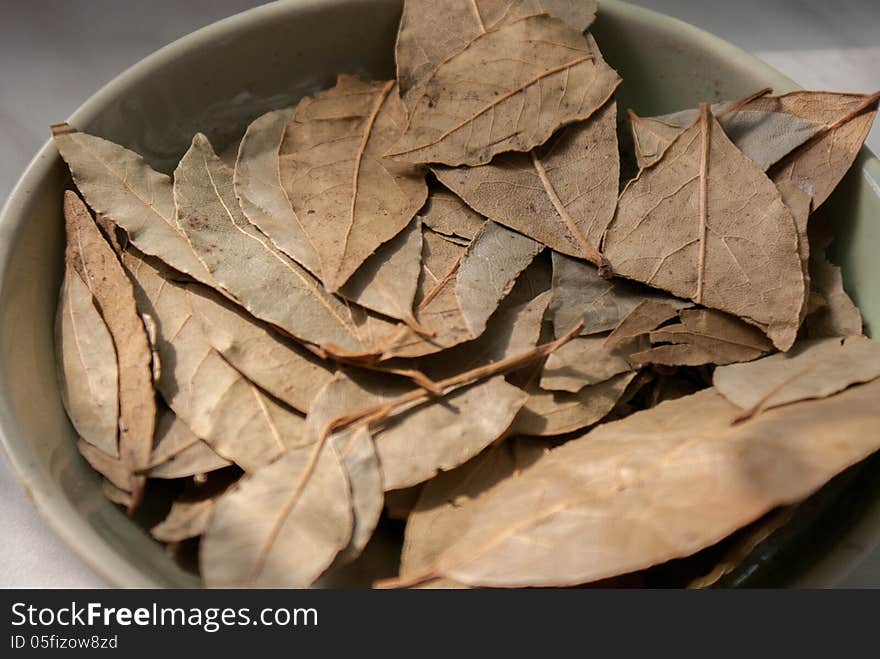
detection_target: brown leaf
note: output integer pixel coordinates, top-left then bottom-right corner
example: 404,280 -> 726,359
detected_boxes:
540,333 -> 641,393
399,380 -> 880,587
604,299 -> 684,350
803,251 -> 862,338
435,100 -> 618,265
400,439 -> 547,579
632,308 -> 773,366
51,125 -> 214,286
713,336 -> 880,415
174,133 -> 394,355
278,75 -> 427,291
548,252 -> 690,338
337,218 -> 425,330
77,439 -> 131,493
511,371 -> 635,436
603,106 -> 805,350
304,377 -> 385,563
395,0 -> 597,110
65,192 -> 156,505
55,265 -> 119,456
151,497 -> 218,543
102,480 -> 133,508
418,188 -> 485,240
388,16 -> 620,166
122,250 -> 307,472
386,223 -> 540,357
145,407 -> 231,479
184,284 -> 335,413
309,371 -> 529,491
200,442 -> 353,587
628,91 -> 879,209
234,107 -> 322,277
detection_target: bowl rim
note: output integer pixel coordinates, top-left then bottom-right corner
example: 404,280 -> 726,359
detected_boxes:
1,0 -> 878,587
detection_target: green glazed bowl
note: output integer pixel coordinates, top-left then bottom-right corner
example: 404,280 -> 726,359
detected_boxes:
1,0 -> 878,587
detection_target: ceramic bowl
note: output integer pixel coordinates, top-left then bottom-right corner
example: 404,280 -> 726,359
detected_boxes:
1,0 -> 878,587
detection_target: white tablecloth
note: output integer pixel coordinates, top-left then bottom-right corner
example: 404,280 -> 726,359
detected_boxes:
1,0 -> 878,588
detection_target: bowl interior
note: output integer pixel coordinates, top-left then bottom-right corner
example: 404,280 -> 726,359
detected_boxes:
1,0 -> 878,587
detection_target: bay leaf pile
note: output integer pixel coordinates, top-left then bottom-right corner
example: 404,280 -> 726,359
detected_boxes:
52,0 -> 880,588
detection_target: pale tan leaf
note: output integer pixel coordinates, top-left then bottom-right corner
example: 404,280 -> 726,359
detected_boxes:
417,380 -> 880,588
604,299 -> 684,350
548,252 -> 690,337
456,220 -> 543,336
304,377 -> 384,563
628,111 -> 683,169
435,100 -> 618,261
632,308 -> 772,367
385,224 -> 539,357
511,371 -> 635,436
102,480 -> 133,507
123,250 -> 307,472
776,179 -> 812,323
540,333 -> 641,393
51,125 -> 213,285
395,0 -> 597,109
713,336 -> 880,414
419,188 -> 485,240
338,218 -> 424,327
151,498 -> 217,543
401,439 -> 547,578
307,371 -> 529,491
278,75 -> 427,291
389,17 -> 620,166
146,408 -> 231,479
65,192 -> 156,503
185,284 -> 335,413
174,133 -> 387,355
201,443 -> 353,587
603,108 -> 805,350
803,252 -> 863,338
55,266 -> 119,456
234,107 -> 323,277
77,440 -> 130,492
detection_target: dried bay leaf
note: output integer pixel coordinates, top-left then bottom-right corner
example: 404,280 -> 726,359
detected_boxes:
419,188 -> 485,240
603,107 -> 805,350
304,377 -> 385,562
387,223 -> 539,357
123,250 -> 307,472
185,284 -> 335,413
77,439 -> 131,493
604,299 -> 684,350
201,442 -> 353,587
632,308 -> 772,367
395,0 -> 597,109
308,371 -> 529,491
511,371 -> 635,436
628,91 -> 879,209
55,266 -> 119,456
548,252 -> 690,338
713,336 -> 880,415
146,408 -> 231,479
456,221 -> 543,336
65,192 -> 156,505
278,75 -> 427,292
174,133 -> 391,355
102,480 -> 133,508
234,107 -> 322,277
403,380 -> 880,588
389,16 -> 620,166
803,250 -> 862,338
151,497 -> 217,543
337,218 -> 425,330
51,125 -> 214,286
540,333 -> 641,393
401,439 -> 547,579
435,100 -> 618,265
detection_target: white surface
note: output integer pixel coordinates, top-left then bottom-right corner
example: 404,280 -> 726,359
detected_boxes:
0,0 -> 878,588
